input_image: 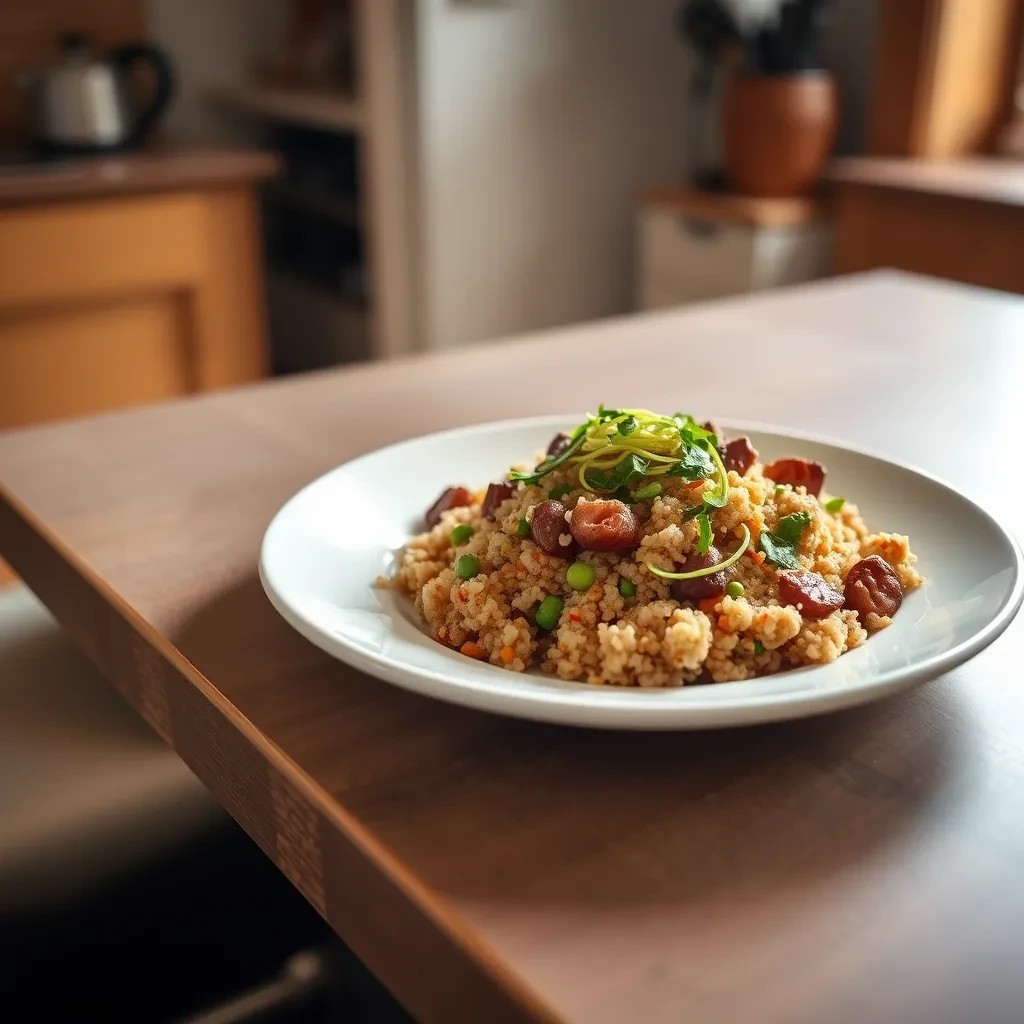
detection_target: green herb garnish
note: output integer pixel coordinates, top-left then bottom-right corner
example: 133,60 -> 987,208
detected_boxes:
695,512 -> 713,555
633,482 -> 661,501
663,444 -> 715,482
509,430 -> 586,486
758,512 -> 811,569
775,512 -> 811,544
647,525 -> 750,581
754,640 -> 765,655
509,407 -> 734,579
824,497 -> 845,514
586,453 -> 648,492
548,483 -> 572,500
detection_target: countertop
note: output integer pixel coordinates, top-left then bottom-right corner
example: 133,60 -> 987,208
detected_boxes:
0,147 -> 280,207
828,156 -> 1024,209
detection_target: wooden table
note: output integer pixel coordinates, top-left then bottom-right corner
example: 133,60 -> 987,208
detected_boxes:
2,271 -> 1023,1023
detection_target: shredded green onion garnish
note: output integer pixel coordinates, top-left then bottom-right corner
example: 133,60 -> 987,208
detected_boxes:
646,524 -> 751,581
512,407 -> 725,497
511,406 -> 734,581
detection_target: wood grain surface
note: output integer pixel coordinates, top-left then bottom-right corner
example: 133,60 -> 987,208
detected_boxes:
640,187 -> 828,228
829,158 -> 1024,294
2,272 -> 1024,1024
0,149 -> 279,207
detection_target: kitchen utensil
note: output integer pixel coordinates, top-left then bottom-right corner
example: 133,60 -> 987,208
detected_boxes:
20,33 -> 175,155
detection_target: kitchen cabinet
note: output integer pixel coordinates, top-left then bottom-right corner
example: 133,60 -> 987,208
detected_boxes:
637,188 -> 835,310
829,157 -> 1024,295
0,149 -> 278,429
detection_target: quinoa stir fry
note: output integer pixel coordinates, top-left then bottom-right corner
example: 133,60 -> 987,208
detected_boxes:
392,408 -> 923,686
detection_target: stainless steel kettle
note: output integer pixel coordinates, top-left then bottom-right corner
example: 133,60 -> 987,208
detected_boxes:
21,33 -> 175,155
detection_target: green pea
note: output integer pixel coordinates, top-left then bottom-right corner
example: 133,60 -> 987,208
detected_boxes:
618,578 -> 636,599
455,553 -> 479,580
824,497 -> 845,514
726,580 -> 745,598
633,482 -> 661,501
566,561 -> 596,591
753,640 -> 765,656
535,595 -> 564,631
516,516 -> 531,537
549,483 -> 572,500
450,524 -> 473,546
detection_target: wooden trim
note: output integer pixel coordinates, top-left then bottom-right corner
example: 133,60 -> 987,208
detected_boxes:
868,1 -> 942,155
640,187 -> 829,228
189,187 -> 270,389
869,0 -> 1022,156
0,485 -> 555,1024
355,0 -> 418,357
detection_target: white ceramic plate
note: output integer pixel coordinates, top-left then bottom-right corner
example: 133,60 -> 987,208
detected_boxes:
260,416 -> 1023,730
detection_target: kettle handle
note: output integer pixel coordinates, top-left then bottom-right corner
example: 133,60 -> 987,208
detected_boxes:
109,44 -> 176,147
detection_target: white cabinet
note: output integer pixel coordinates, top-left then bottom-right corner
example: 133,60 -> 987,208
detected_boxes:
637,190 -> 835,311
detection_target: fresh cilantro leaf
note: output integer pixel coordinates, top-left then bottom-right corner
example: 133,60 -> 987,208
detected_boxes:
758,531 -> 800,569
611,454 -> 648,488
585,454 -> 648,492
696,512 -> 712,555
676,415 -> 716,449
824,497 -> 845,514
633,482 -> 661,501
758,511 -> 811,568
681,505 -> 705,521
617,415 -> 638,436
665,444 -> 714,482
775,512 -> 811,545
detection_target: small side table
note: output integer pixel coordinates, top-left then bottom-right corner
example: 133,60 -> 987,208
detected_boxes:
636,188 -> 834,310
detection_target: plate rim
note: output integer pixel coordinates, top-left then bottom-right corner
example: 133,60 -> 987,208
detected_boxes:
259,414 -> 1024,730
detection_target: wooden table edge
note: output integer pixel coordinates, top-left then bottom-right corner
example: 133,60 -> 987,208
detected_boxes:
0,484 -> 559,1024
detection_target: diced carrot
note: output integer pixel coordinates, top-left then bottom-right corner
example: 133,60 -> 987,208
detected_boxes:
698,596 -> 721,615
532,549 -> 542,562
500,645 -> 515,664
457,589 -> 468,602
569,611 -> 581,623
460,641 -> 487,659
718,615 -> 731,632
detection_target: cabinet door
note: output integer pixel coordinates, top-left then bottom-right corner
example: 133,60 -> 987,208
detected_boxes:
0,297 -> 189,429
0,188 -> 267,428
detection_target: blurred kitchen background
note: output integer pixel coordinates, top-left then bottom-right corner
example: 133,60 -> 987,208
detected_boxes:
2,3 -> 1023,1021
1,0 -> 1019,434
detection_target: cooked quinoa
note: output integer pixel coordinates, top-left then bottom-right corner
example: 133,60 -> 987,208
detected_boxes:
393,410 -> 923,687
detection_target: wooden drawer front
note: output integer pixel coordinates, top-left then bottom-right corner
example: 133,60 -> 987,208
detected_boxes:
0,194 -> 204,308
0,295 -> 189,428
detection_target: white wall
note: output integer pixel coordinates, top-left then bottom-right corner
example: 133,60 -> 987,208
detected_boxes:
147,0 -> 287,143
413,0 -> 693,350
